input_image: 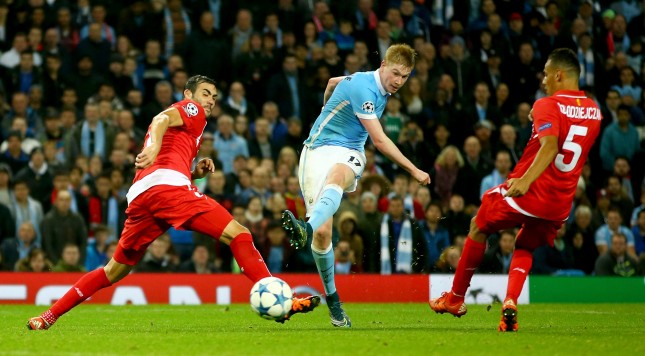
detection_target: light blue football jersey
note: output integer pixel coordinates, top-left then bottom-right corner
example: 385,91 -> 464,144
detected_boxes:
303,70 -> 390,152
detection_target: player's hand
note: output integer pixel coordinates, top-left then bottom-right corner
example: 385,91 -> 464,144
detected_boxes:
504,178 -> 530,197
192,158 -> 215,179
412,169 -> 431,185
528,109 -> 534,122
135,144 -> 161,170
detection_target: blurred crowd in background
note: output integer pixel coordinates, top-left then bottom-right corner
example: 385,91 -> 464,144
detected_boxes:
0,0 -> 643,276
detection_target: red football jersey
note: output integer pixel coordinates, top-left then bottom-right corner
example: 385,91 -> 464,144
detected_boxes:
507,90 -> 602,221
133,99 -> 207,184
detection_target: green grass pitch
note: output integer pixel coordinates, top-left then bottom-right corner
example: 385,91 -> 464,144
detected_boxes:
2,303 -> 643,355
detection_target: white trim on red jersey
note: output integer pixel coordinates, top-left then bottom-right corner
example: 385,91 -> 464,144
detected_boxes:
126,168 -> 191,205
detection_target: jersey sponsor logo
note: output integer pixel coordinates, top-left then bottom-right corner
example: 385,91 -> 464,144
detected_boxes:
556,103 -> 601,120
182,102 -> 199,117
538,122 -> 552,132
361,101 -> 375,114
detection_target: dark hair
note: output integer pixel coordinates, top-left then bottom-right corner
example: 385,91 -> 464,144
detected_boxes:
548,48 -> 581,78
184,75 -> 216,94
617,104 -> 631,114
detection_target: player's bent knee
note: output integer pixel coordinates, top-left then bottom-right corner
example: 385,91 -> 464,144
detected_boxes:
221,220 -> 250,245
103,259 -> 133,283
468,217 -> 487,243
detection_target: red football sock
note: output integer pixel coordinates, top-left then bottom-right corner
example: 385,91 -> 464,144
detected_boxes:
450,237 -> 486,302
48,268 -> 112,321
229,232 -> 271,283
506,248 -> 533,303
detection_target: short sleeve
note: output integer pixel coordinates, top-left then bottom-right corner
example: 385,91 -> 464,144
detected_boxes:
348,79 -> 379,120
173,100 -> 205,133
532,98 -> 560,139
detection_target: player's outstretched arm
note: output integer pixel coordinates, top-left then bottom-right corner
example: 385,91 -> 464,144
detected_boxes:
505,135 -> 558,197
135,108 -> 184,169
323,76 -> 347,105
361,118 -> 430,185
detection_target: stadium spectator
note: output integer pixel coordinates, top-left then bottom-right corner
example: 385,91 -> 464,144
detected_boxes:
508,42 -> 541,103
79,3 -> 116,49
600,105 -> 640,173
419,202 -> 450,268
444,36 -> 480,106
88,173 -> 124,240
480,149 -> 512,199
178,244 -> 217,274
76,22 -> 112,76
15,248 -> 52,272
42,189 -> 87,264
433,145 -> 463,207
631,209 -> 645,258
0,131 -> 29,175
141,81 -> 174,126
4,50 -> 43,96
334,240 -> 354,275
605,175 -> 634,224
52,243 -> 86,272
337,211 -> 364,273
237,167 -> 272,207
594,233 -> 638,276
465,82 -> 501,130
64,103 -> 115,163
85,225 -> 110,271
532,225 -> 578,275
377,196 -> 427,274
134,234 -> 179,273
454,136 -> 491,207
479,229 -> 515,274
435,246 -> 461,273
184,11 -> 231,86
247,117 -> 277,160
8,179 -> 43,244
214,114 -> 248,174
631,190 -> 645,227
0,32 -> 42,69
595,208 -> 637,260
266,54 -> 304,121
0,221 -> 38,271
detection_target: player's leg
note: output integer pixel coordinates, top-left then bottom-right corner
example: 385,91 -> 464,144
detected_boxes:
307,163 -> 354,231
499,219 -> 561,332
309,216 -> 351,327
429,217 -> 488,317
28,211 -> 166,330
183,208 -> 320,320
430,186 -> 518,317
283,147 -> 360,248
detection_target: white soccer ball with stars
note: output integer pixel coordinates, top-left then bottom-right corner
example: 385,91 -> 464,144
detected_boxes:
249,277 -> 293,320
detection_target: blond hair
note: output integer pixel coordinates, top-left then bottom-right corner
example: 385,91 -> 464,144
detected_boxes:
384,44 -> 416,68
435,145 -> 464,168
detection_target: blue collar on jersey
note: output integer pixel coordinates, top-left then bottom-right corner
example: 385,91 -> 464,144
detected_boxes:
373,70 -> 389,96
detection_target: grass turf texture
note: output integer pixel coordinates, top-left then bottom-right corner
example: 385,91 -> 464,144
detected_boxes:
3,303 -> 643,355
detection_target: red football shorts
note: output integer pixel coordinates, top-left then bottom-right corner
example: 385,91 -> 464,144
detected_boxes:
114,184 -> 233,265
475,184 -> 563,251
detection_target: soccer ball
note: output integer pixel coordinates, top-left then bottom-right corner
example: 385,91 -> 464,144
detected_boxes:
249,277 -> 293,320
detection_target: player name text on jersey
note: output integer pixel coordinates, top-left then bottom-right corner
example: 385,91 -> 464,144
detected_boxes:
556,103 -> 601,120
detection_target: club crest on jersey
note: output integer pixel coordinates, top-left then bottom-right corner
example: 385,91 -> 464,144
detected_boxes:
538,122 -> 552,132
362,101 -> 375,114
182,103 -> 199,117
